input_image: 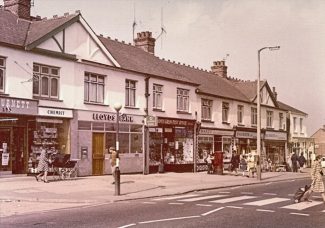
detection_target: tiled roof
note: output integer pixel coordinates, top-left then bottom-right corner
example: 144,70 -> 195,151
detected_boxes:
231,80 -> 265,101
0,9 -> 78,47
0,10 -> 30,46
277,101 -> 307,115
98,36 -> 249,102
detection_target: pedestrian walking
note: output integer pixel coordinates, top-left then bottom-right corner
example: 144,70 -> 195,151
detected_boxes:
291,152 -> 299,172
35,145 -> 50,183
301,155 -> 325,204
206,153 -> 213,174
230,151 -> 240,176
239,155 -> 248,177
247,153 -> 256,178
110,147 -> 119,184
298,152 -> 306,173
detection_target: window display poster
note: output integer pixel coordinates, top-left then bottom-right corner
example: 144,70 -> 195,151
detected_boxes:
2,153 -> 9,166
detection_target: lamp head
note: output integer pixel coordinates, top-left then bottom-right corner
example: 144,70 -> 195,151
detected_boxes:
114,103 -> 122,112
269,46 -> 280,51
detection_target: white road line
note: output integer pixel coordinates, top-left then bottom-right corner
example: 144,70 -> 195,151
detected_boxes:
264,182 -> 272,185
117,224 -> 136,228
210,195 -> 257,204
256,209 -> 274,213
196,204 -> 212,207
152,194 -> 200,201
168,202 -> 184,205
281,201 -> 323,210
139,215 -> 200,224
219,191 -> 231,194
142,202 -> 157,204
241,192 -> 254,195
201,207 -> 225,216
231,187 -> 240,189
178,195 -> 227,202
288,194 -> 294,196
322,210 -> 325,212
290,212 -> 310,217
263,193 -> 277,196
245,197 -> 290,206
226,206 -> 243,209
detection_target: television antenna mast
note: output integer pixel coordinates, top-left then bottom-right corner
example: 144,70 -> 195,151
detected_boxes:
132,2 -> 137,41
156,7 -> 167,48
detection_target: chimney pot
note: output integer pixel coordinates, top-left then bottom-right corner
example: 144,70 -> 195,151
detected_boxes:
64,12 -> 69,17
134,30 -> 156,55
211,60 -> 228,78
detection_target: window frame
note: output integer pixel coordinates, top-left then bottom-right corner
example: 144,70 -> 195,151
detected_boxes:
266,110 -> 273,128
125,79 -> 136,107
300,118 -> 303,133
84,72 -> 105,104
153,84 -> 163,110
251,107 -> 257,126
293,117 -> 297,133
279,113 -> 284,130
33,63 -> 60,99
177,88 -> 189,112
0,56 -> 5,93
237,105 -> 243,124
222,102 -> 229,123
201,98 -> 212,121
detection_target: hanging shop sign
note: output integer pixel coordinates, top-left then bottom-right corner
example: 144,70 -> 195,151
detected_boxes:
199,128 -> 234,136
38,107 -> 73,118
0,97 -> 37,115
158,117 -> 195,127
265,131 -> 287,141
145,115 -> 157,127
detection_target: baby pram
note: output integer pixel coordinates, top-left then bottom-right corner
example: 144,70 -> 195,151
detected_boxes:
293,184 -> 311,203
50,153 -> 78,180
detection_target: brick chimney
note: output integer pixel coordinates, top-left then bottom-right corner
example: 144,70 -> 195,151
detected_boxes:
272,86 -> 278,101
211,60 -> 227,78
4,0 -> 31,20
134,31 -> 156,55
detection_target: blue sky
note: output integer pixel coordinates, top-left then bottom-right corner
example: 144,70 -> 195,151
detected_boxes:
4,0 -> 325,135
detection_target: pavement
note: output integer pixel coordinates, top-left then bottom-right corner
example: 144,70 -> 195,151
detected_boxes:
0,169 -> 311,218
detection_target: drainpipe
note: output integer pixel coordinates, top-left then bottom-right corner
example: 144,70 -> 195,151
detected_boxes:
144,76 -> 150,174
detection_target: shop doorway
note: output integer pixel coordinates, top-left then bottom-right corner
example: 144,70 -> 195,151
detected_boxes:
92,133 -> 104,175
12,127 -> 26,174
0,128 -> 11,173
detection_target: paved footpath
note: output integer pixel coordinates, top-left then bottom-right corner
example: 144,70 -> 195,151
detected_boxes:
0,170 -> 310,217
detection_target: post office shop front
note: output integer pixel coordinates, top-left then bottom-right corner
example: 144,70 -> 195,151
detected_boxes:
75,110 -> 143,176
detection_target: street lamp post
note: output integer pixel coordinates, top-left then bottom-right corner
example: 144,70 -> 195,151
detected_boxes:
257,46 -> 280,181
114,102 -> 122,195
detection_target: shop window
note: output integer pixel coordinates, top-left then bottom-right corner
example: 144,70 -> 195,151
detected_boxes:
92,122 -> 104,131
0,56 -> 6,93
237,105 -> 243,124
222,102 -> 229,123
177,88 -> 189,112
266,110 -> 273,128
153,84 -> 163,110
198,136 -> 213,162
251,107 -> 257,126
78,121 -> 91,130
84,72 -> 105,104
33,63 -> 60,99
201,99 -> 212,120
125,79 -> 136,107
131,133 -> 142,153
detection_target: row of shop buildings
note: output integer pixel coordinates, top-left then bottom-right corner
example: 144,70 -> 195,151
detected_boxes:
0,0 -> 313,176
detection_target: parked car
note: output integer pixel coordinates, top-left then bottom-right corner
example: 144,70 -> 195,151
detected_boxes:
321,157 -> 325,168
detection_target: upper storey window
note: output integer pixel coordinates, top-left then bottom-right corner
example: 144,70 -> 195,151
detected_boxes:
33,64 -> 60,99
202,99 -> 212,121
222,102 -> 229,123
125,79 -> 136,107
153,84 -> 163,110
177,88 -> 189,112
0,57 -> 6,93
84,72 -> 105,104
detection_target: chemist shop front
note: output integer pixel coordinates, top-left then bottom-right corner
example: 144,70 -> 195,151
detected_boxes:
149,117 -> 196,173
0,96 -> 38,175
76,110 -> 144,176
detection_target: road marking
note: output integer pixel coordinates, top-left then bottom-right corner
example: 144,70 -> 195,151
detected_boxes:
210,195 -> 257,204
264,182 -> 272,185
219,191 -> 231,194
196,204 -> 212,207
118,224 -> 136,228
263,193 -> 277,196
178,195 -> 227,202
152,194 -> 200,201
322,210 -> 325,212
230,187 -> 240,189
281,201 -> 323,210
245,197 -> 290,206
168,202 -> 184,205
241,192 -> 254,195
226,206 -> 243,209
290,212 -> 310,217
142,202 -> 157,204
139,215 -> 200,224
201,207 -> 225,216
256,209 -> 274,213
312,196 -> 322,199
